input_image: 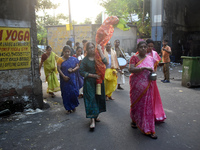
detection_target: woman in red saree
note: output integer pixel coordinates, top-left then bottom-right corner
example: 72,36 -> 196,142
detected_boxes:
129,41 -> 158,139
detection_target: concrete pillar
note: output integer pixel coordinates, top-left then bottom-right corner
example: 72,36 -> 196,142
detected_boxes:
151,0 -> 164,42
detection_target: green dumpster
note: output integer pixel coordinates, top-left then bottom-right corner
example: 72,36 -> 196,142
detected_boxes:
181,56 -> 200,87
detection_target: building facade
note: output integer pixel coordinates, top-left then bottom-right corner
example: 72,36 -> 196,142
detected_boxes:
151,0 -> 200,61
0,0 -> 43,112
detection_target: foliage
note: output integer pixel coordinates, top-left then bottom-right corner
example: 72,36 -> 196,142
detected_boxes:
35,0 -> 58,11
95,13 -> 102,24
72,20 -> 78,25
100,0 -> 151,38
35,0 -> 68,45
83,18 -> 92,24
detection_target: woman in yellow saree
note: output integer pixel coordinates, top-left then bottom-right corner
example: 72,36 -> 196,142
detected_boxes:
39,46 -> 60,97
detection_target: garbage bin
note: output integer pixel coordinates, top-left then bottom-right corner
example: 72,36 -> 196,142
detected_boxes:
181,56 -> 200,87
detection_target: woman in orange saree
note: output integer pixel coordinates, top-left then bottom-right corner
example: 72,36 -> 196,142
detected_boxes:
129,41 -> 158,139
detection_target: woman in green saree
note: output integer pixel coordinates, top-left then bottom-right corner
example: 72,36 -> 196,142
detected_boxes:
79,42 -> 107,130
39,46 -> 60,98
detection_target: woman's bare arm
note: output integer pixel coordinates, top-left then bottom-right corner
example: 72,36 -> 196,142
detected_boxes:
57,64 -> 70,82
39,61 -> 43,76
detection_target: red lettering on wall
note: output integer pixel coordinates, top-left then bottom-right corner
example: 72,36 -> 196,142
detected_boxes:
3,29 -> 30,41
0,30 -> 3,41
24,31 -> 30,41
11,30 -> 17,41
18,31 -> 23,41
6,30 -> 12,40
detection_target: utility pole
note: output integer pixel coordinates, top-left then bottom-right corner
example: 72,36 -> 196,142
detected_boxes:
68,0 -> 75,48
68,0 -> 72,37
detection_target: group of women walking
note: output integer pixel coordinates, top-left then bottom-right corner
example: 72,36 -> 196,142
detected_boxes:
39,38 -> 166,139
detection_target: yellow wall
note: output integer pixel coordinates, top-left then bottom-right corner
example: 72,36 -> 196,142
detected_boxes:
47,26 -> 70,56
74,25 -> 92,44
46,24 -> 137,55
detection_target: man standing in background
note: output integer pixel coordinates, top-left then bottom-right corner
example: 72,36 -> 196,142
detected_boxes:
160,39 -> 171,83
66,40 -> 75,56
113,39 -> 126,90
82,40 -> 88,56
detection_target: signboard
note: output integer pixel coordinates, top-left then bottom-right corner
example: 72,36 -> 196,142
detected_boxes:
66,24 -> 73,31
0,27 -> 31,70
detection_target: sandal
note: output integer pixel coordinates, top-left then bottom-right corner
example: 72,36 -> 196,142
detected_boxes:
78,94 -> 83,98
117,86 -> 124,90
72,108 -> 76,112
150,134 -> 158,139
95,117 -> 100,122
131,122 -> 137,128
49,92 -> 55,98
66,110 -> 72,114
109,96 -> 115,100
106,96 -> 109,101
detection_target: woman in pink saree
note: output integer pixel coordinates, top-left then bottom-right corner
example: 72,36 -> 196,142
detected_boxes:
146,39 -> 166,122
129,41 -> 158,139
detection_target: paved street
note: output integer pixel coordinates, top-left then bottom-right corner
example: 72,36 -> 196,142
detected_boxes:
1,64 -> 200,150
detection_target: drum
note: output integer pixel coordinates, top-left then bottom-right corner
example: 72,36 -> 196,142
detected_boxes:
117,57 -> 127,69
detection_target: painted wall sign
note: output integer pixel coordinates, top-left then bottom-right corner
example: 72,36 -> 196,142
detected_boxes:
0,27 -> 31,70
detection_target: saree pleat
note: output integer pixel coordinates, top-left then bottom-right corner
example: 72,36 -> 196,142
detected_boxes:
148,51 -> 166,122
153,81 -> 167,121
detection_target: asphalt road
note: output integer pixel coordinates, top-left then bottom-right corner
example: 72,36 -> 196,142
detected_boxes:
0,64 -> 200,150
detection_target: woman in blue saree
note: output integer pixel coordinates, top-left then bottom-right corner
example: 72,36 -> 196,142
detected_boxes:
57,45 -> 83,113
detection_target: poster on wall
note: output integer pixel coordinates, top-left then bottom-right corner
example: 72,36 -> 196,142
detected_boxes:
0,27 -> 31,70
